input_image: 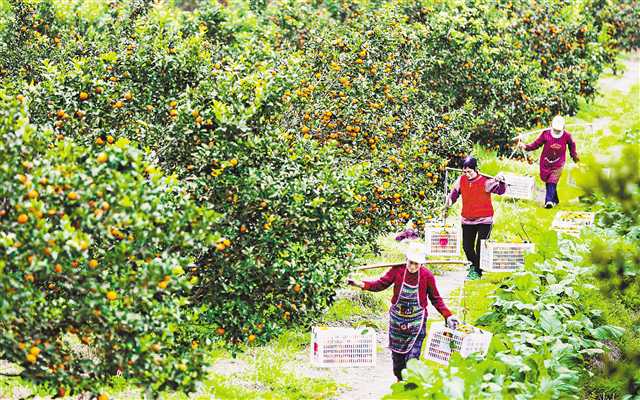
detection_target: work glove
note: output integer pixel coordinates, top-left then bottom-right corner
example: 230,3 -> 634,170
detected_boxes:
446,316 -> 460,330
494,172 -> 506,183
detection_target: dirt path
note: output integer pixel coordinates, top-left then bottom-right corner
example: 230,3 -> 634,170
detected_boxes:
598,50 -> 639,93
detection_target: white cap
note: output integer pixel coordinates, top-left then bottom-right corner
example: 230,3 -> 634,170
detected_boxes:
405,242 -> 427,264
551,115 -> 565,131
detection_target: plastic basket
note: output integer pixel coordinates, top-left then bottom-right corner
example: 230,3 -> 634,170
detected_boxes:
424,224 -> 461,257
311,327 -> 377,367
479,240 -> 535,273
551,211 -> 595,236
504,174 -> 535,200
424,322 -> 492,366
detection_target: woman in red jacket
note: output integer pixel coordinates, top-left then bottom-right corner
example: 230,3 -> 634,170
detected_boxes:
446,156 -> 506,280
348,244 -> 459,382
517,115 -> 579,208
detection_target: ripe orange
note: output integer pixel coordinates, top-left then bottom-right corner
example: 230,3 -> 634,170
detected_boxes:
106,291 -> 117,301
17,214 -> 28,224
229,158 -> 238,167
96,137 -> 105,145
293,284 -> 301,293
29,346 -> 41,356
216,327 -> 225,335
97,153 -> 108,164
26,353 -> 37,363
157,280 -> 168,289
98,394 -> 109,400
95,87 -> 104,94
54,264 -> 62,273
248,334 -> 256,343
169,109 -> 178,117
67,192 -> 79,201
113,101 -> 124,109
88,259 -> 98,268
16,94 -> 25,103
79,92 -> 89,101
124,91 -> 133,101
27,190 -> 38,199
106,135 -> 115,144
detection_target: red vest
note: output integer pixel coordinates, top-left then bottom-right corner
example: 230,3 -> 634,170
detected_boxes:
460,175 -> 494,218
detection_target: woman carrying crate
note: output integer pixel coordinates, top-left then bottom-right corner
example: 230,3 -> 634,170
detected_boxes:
517,115 -> 579,209
445,156 -> 507,280
347,244 -> 460,382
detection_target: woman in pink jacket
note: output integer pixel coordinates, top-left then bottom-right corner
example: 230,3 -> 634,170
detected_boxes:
348,245 -> 459,382
519,116 -> 579,208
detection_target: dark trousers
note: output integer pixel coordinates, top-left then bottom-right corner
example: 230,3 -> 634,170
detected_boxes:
391,326 -> 426,381
462,223 -> 493,275
545,183 -> 559,204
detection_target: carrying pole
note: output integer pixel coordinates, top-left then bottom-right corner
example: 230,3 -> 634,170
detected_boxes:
353,260 -> 471,272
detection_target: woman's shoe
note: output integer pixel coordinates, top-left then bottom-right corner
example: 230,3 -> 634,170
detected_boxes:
545,201 -> 554,209
466,270 -> 481,280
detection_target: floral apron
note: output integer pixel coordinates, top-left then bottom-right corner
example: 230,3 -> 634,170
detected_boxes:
389,270 -> 425,354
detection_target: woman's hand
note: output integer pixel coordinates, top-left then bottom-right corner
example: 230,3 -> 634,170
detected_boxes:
494,172 -> 506,183
347,278 -> 364,289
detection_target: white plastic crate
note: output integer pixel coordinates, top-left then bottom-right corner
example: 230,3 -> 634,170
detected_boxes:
424,224 -> 461,257
551,211 -> 595,236
424,322 -> 492,366
311,326 -> 376,367
479,240 -> 535,273
504,174 -> 535,200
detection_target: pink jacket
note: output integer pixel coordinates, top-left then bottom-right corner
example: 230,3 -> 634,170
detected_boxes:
525,129 -> 578,183
363,265 -> 452,318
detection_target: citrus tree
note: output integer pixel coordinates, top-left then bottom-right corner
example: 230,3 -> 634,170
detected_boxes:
0,95 -> 219,397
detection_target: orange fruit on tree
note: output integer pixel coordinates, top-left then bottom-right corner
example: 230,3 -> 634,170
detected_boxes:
17,214 -> 28,224
97,153 -> 108,164
124,91 -> 133,101
54,264 -> 62,273
293,284 -> 301,293
79,91 -> 89,101
248,334 -> 256,343
106,291 -> 117,301
67,192 -> 79,201
26,353 -> 37,363
216,327 -> 225,335
88,259 -> 98,268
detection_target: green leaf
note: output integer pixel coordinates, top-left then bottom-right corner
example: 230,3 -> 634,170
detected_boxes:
589,325 -> 625,340
540,310 -> 562,335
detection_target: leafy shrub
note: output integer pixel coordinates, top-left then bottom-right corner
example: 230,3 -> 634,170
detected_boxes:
0,96 -> 218,397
